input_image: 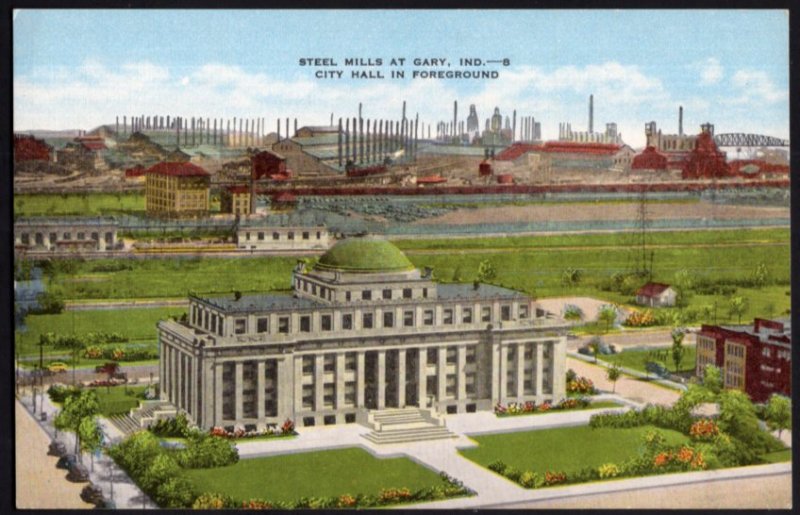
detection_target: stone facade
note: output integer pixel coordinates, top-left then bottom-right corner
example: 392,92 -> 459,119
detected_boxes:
158,239 -> 568,430
235,225 -> 331,251
14,219 -> 118,253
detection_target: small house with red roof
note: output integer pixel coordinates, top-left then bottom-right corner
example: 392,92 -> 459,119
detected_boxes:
145,162 -> 210,217
635,282 -> 677,307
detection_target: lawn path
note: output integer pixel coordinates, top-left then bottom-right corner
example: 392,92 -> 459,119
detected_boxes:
565,357 -> 681,406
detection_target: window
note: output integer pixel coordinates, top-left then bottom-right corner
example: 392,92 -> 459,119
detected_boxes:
245,232 -> 250,241
63,232 -> 71,240
423,310 -> 434,326
77,232 -> 85,240
383,311 -> 394,328
300,316 -> 311,332
345,413 -> 356,423
423,288 -> 428,298
316,231 -> 321,240
302,232 -> 309,240
403,288 -> 412,299
382,289 -> 392,300
321,314 -> 332,331
302,356 -> 314,374
211,314 -> 217,333
404,310 -> 414,327
258,232 -> 264,240
519,304 -> 529,319
90,232 -> 98,241
362,313 -> 374,329
257,317 -> 268,333
345,291 -> 351,302
501,305 -> 511,321
466,347 -> 476,364
303,417 -> 315,427
345,352 -> 357,371
21,233 -> 29,245
362,290 -> 372,301
287,231 -> 294,240
481,306 -> 492,322
278,317 -> 289,334
342,314 -> 353,330
323,354 -> 335,372
443,309 -> 454,325
324,415 -> 336,425
273,232 -> 280,240
234,318 -> 246,335
49,232 -> 57,244
427,348 -> 438,363
462,308 -> 473,324
312,284 -> 317,295
762,347 -> 772,358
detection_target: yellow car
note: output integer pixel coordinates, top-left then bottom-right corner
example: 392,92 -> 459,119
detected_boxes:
48,362 -> 68,373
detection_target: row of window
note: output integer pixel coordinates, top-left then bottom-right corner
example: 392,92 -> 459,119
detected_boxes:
231,303 -> 528,335
244,231 -> 323,241
19,231 -> 114,244
296,279 -> 421,302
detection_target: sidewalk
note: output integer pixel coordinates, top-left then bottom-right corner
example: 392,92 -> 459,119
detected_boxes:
16,389 -> 157,509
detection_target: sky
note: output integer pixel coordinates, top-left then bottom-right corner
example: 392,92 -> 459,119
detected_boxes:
13,9 -> 790,148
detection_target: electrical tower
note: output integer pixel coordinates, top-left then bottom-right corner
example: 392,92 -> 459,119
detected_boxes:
635,186 -> 651,278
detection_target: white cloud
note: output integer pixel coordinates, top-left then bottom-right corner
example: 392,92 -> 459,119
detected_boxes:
727,69 -> 788,105
697,58 -> 724,85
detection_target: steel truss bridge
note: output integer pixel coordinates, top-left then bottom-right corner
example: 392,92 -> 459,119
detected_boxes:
714,133 -> 790,147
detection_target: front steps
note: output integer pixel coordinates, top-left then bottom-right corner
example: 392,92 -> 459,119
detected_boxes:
361,408 -> 456,445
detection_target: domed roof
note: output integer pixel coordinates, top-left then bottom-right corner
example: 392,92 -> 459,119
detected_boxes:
315,237 -> 415,273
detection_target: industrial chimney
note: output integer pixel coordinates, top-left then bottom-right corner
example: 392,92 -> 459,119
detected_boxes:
679,106 -> 684,136
589,94 -> 594,133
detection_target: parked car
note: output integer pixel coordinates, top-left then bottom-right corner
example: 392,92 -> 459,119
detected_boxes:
48,362 -> 68,373
48,440 -> 67,457
80,483 -> 105,505
66,463 -> 90,483
94,498 -> 116,509
56,454 -> 78,470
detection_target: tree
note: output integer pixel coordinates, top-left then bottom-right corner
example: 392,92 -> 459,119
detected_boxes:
561,268 -> 582,288
606,364 -> 622,393
670,328 -> 686,373
78,416 -> 103,471
728,296 -> 748,324
587,336 -> 602,364
55,390 -> 99,457
702,364 -> 723,395
476,260 -> 497,284
673,269 -> 695,307
752,262 -> 769,288
597,305 -> 617,334
62,336 -> 86,386
562,304 -> 584,324
764,394 -> 791,439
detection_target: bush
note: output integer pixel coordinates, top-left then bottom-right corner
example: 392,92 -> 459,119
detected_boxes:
597,463 -> 620,479
149,412 -> 193,438
31,292 -> 65,314
176,432 -> 239,469
48,384 -> 82,403
154,476 -> 196,508
192,492 -> 236,509
488,460 -> 507,474
519,470 -> 538,488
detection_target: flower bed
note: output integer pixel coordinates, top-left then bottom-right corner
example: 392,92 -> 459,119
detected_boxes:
494,397 -> 600,417
567,376 -> 597,395
83,344 -> 157,362
209,419 -> 296,440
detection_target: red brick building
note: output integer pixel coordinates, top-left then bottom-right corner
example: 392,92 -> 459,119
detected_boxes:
14,134 -> 52,162
695,318 -> 791,402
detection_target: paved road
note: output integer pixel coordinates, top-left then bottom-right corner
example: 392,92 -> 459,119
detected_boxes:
566,356 -> 681,406
486,470 -> 793,509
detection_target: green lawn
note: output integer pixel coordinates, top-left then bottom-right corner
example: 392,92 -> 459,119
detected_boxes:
15,307 -> 184,356
94,385 -> 148,416
15,192 -> 146,217
760,449 -> 792,464
603,345 -> 697,374
460,425 -> 689,475
182,447 -> 445,503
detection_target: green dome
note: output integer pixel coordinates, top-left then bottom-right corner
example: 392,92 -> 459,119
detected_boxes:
315,238 -> 415,273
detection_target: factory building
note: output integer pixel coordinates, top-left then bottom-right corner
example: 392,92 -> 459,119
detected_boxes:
235,223 -> 330,251
157,237 -> 568,430
145,162 -> 210,218
14,134 -> 53,163
558,95 -> 624,145
696,318 -> 791,403
14,218 -> 119,254
55,136 -> 107,171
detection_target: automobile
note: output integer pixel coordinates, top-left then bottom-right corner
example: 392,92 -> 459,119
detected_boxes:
48,440 -> 67,457
48,362 -> 68,373
56,453 -> 78,470
94,498 -> 116,509
66,462 -> 90,483
80,483 -> 105,505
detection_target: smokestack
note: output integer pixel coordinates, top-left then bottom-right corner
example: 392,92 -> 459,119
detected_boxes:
330,112 -> 334,126
366,119 -> 371,163
589,94 -> 594,133
679,106 -> 684,136
285,118 -> 289,141
359,117 -> 364,164
250,157 -> 256,215
294,118 -> 297,138
277,118 -> 280,141
453,100 -> 458,139
402,101 -> 406,121
344,118 -> 350,165
338,117 -> 343,167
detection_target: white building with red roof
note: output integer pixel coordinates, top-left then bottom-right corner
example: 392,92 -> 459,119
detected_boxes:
635,282 -> 677,307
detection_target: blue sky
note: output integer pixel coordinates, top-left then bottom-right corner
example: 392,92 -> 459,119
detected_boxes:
13,9 -> 789,147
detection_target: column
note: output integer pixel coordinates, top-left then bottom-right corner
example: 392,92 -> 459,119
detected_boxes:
314,354 -> 325,412
277,358 -> 294,421
214,363 -> 223,426
376,350 -> 386,409
516,343 -> 525,398
499,344 -> 508,400
552,338 -> 567,398
293,357 -> 304,415
417,348 -> 427,408
202,359 -> 215,428
171,349 -> 179,407
356,352 -> 366,407
437,346 -> 447,401
490,342 -> 500,402
397,349 -> 406,407
160,344 -> 168,400
191,355 -> 199,419
535,343 -> 544,396
256,361 -> 266,422
457,345 -> 467,400
234,362 -> 243,422
335,353 -> 346,409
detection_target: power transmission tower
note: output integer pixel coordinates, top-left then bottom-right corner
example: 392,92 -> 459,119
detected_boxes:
636,187 -> 650,277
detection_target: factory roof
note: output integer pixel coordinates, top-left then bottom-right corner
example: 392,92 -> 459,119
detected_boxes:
418,144 -> 497,156
315,237 -> 415,273
497,141 -> 622,159
416,175 -> 447,184
145,161 -> 210,177
290,134 -> 341,147
15,217 -> 118,227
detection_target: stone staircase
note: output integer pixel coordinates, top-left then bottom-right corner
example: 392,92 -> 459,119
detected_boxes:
361,408 -> 456,445
108,400 -> 177,437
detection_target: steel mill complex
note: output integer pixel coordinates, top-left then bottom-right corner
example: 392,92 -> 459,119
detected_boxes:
157,237 -> 568,431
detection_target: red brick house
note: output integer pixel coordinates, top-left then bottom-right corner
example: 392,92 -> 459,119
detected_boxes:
695,318 -> 791,402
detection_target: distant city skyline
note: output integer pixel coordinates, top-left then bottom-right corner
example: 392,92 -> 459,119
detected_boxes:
13,9 -> 789,148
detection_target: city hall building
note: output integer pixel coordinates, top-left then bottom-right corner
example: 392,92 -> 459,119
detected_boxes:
158,238 -> 568,430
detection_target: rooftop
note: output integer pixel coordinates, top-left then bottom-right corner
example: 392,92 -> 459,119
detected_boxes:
315,237 -> 415,273
436,283 -> 527,301
196,293 -> 322,313
145,161 -> 210,177
636,282 -> 672,297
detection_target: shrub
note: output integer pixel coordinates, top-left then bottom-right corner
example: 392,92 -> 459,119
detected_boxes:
192,492 -> 235,509
176,432 -> 239,469
519,470 -> 538,488
48,384 -> 82,403
567,376 -> 596,395
241,498 -> 273,509
281,418 -> 296,434
624,309 -> 657,328
154,476 -> 196,508
544,471 -> 567,486
149,412 -> 193,438
689,419 -> 720,441
337,494 -> 358,508
83,346 -> 103,359
504,467 -> 522,482
597,463 -> 619,479
488,460 -> 507,474
566,368 -> 577,383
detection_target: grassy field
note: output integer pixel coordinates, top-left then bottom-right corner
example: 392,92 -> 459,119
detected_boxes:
15,192 -> 146,217
15,307 -> 185,356
181,447 -> 445,503
392,228 -> 790,251
460,425 -> 689,475
760,449 -> 792,464
603,346 -> 697,375
94,385 -> 148,416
